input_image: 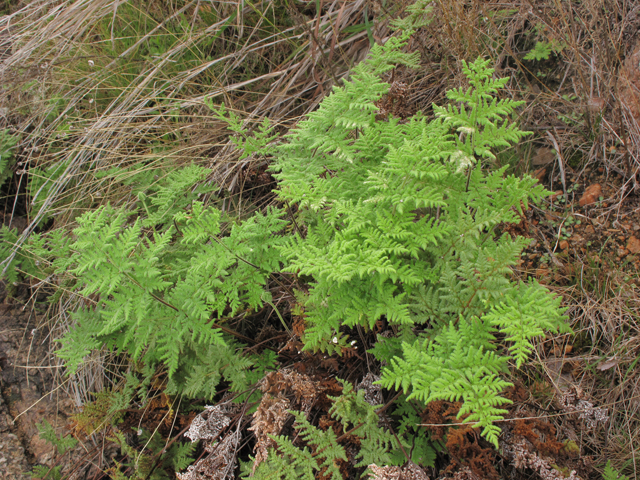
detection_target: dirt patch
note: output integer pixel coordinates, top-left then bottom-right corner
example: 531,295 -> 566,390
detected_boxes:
0,283 -> 92,479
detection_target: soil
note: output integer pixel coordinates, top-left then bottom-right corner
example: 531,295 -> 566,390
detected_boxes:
0,282 -> 89,479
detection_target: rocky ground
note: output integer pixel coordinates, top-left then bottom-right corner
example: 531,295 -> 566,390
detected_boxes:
0,283 -> 88,479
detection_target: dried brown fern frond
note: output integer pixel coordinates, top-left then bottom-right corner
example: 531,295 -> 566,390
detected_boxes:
259,367 -> 321,413
183,405 -> 232,444
248,367 -> 327,471
368,462 -> 429,480
177,430 -> 240,480
249,394 -> 290,470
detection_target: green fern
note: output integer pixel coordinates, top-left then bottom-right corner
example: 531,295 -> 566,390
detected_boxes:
249,381 -> 410,480
31,465 -> 63,480
603,461 -> 630,480
329,380 -> 405,468
0,128 -> 18,189
9,28 -> 571,461
109,429 -> 196,480
272,39 -> 568,447
30,420 -> 78,480
390,395 -> 439,466
26,165 -> 285,398
0,225 -> 39,285
524,40 -> 566,61
250,411 -> 347,480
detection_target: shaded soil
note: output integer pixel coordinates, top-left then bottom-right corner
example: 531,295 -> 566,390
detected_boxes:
0,282 -> 91,479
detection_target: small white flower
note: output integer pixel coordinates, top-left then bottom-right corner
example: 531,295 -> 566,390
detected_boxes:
89,98 -> 94,104
332,336 -> 338,344
350,340 -> 357,346
88,60 -> 95,67
450,150 -> 475,173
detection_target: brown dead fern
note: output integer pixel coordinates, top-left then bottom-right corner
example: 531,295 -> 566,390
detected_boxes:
368,462 -> 430,480
249,368 -> 324,471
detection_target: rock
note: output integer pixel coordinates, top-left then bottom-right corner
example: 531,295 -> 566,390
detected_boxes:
533,167 -> 547,183
618,40 -> 640,121
579,184 -> 602,206
587,96 -> 606,113
0,284 -> 108,479
627,236 -> 640,254
0,433 -> 31,480
532,147 -> 556,166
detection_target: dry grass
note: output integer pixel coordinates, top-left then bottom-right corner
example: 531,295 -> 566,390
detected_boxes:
1,0 -> 392,241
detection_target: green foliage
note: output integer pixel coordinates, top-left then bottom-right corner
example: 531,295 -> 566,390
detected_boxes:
390,395 -> 439,466
166,339 -> 277,402
36,419 -> 78,455
250,381 -> 409,480
206,102 -> 279,160
0,128 -> 18,188
0,225 -> 38,285
251,410 -> 347,480
434,58 -> 531,165
603,461 -> 630,480
11,31 -> 570,468
380,319 -> 512,444
524,40 -> 566,61
329,380 -> 408,468
483,281 -> 569,367
272,41 -> 568,447
27,159 -> 72,226
109,429 -> 196,480
30,420 -> 78,480
26,164 -> 285,398
31,465 -> 63,480
391,0 -> 434,31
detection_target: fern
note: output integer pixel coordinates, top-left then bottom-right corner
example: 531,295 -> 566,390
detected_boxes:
250,381 -> 410,480
36,419 -> 78,455
272,39 -> 568,447
329,380 -> 404,468
206,102 -> 278,160
250,411 -> 346,480
0,225 -> 39,285
603,461 -> 630,480
31,465 -> 63,480
524,40 -> 566,61
24,165 -> 285,400
0,128 -> 18,189
390,395 -> 439,467
8,28 -> 571,461
31,420 -> 78,480
109,429 -> 196,480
